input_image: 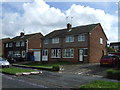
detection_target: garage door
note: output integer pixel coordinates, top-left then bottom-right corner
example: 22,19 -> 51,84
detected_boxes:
34,51 -> 40,61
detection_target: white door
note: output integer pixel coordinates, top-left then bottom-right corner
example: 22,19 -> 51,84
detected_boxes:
79,49 -> 83,61
42,50 -> 48,61
34,51 -> 40,61
22,51 -> 26,58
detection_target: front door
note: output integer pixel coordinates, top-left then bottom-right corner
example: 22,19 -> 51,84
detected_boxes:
42,49 -> 48,61
79,49 -> 83,61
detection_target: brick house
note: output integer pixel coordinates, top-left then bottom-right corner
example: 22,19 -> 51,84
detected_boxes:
4,32 -> 43,61
0,38 -> 11,57
42,23 -> 107,63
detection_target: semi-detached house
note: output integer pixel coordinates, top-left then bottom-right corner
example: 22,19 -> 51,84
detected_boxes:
41,23 -> 108,63
4,32 -> 43,61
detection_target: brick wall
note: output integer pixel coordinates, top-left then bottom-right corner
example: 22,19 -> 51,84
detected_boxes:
28,33 -> 43,50
89,24 -> 107,63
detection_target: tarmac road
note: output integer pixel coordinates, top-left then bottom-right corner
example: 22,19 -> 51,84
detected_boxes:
1,69 -> 119,88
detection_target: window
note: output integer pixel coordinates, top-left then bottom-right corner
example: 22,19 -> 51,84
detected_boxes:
16,41 -> 20,47
83,48 -> 88,56
100,38 -> 103,44
6,43 -> 8,48
8,51 -> 13,56
21,41 -> 25,46
78,34 -> 85,41
44,39 -> 48,44
63,49 -> 74,58
52,38 -> 59,44
9,43 -> 12,47
51,49 -> 61,58
65,36 -> 74,42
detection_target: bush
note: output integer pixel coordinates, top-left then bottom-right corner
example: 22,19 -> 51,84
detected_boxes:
52,65 -> 60,71
107,69 -> 120,80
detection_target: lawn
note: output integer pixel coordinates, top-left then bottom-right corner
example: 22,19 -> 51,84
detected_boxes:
0,67 -> 36,74
21,61 -> 72,68
80,80 -> 120,88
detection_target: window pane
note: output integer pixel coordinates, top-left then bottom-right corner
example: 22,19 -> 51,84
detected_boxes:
78,34 -> 85,41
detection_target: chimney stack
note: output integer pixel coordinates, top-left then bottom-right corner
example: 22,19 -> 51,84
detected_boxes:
67,23 -> 72,30
20,32 -> 24,37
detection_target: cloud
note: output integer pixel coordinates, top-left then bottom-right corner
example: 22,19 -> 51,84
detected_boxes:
1,0 -> 118,42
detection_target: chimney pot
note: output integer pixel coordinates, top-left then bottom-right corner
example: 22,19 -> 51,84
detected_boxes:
20,32 -> 24,37
67,23 -> 72,30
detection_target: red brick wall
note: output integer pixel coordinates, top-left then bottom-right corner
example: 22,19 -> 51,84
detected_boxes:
89,24 -> 107,63
28,33 -> 43,50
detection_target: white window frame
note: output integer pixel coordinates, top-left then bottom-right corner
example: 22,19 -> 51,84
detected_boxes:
21,41 -> 25,46
63,48 -> 74,58
16,41 -> 20,47
52,37 -> 59,44
44,39 -> 48,44
65,36 -> 74,42
9,43 -> 12,47
78,34 -> 85,41
51,49 -> 61,58
6,43 -> 8,48
100,38 -> 103,44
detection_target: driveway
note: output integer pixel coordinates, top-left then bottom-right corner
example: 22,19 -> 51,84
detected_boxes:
60,63 -> 113,77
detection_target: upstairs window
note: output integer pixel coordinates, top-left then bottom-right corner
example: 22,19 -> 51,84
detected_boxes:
44,39 -> 48,44
6,43 -> 8,48
78,34 -> 85,41
65,36 -> 74,42
9,43 -> 12,47
52,37 -> 59,44
100,38 -> 103,44
21,41 -> 25,46
16,41 -> 20,47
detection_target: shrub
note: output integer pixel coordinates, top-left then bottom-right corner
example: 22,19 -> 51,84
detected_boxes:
107,69 -> 120,80
52,65 -> 60,71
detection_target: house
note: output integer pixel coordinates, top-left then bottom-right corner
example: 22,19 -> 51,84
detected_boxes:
110,42 -> 120,52
0,38 -> 11,57
41,23 -> 107,63
4,32 -> 43,62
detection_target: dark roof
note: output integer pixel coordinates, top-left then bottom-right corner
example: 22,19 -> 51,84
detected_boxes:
6,33 -> 42,43
110,42 -> 120,46
0,38 -> 11,43
43,23 -> 100,39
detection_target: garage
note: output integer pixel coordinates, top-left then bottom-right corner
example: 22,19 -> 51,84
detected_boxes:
34,51 -> 41,61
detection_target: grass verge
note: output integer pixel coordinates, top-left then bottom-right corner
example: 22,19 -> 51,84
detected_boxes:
21,61 -> 72,69
80,80 -> 120,88
107,69 -> 120,80
0,67 -> 36,74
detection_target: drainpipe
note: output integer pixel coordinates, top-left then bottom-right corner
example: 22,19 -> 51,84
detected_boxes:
26,39 -> 28,60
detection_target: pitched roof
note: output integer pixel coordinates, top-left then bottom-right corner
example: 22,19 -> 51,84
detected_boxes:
43,23 -> 99,39
6,33 -> 42,43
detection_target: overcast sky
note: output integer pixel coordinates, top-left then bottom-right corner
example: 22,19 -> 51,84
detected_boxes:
1,0 -> 119,43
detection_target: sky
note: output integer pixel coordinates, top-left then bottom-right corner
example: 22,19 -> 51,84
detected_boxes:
0,0 -> 119,43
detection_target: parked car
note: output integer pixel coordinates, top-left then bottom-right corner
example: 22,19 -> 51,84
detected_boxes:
0,57 -> 10,68
100,54 -> 120,67
8,54 -> 23,63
